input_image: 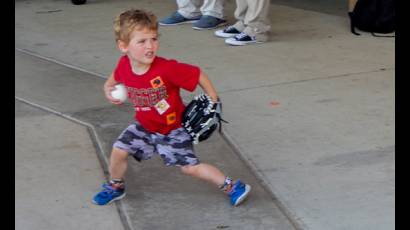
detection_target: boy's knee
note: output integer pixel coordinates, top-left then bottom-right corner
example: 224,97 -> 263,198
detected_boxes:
112,147 -> 129,160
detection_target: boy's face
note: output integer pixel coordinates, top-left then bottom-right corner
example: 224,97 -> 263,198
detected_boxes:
118,27 -> 159,69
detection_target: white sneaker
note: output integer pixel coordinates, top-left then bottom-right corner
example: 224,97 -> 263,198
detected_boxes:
215,26 -> 241,38
225,32 -> 262,46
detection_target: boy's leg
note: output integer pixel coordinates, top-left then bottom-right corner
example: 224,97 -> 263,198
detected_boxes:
109,147 -> 129,181
180,163 -> 225,187
181,163 -> 251,206
92,147 -> 128,205
93,123 -> 156,205
156,128 -> 251,206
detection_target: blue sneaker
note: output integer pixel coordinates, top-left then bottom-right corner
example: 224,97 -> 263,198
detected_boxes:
227,180 -> 251,206
159,11 -> 200,26
92,183 -> 126,205
192,15 -> 227,30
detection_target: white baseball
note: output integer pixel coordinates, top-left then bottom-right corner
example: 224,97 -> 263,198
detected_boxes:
111,84 -> 127,102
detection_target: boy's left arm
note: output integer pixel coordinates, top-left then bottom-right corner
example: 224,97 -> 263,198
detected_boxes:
198,71 -> 218,103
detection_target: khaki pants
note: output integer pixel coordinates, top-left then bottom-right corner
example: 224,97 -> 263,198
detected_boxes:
177,0 -> 225,19
232,0 -> 271,42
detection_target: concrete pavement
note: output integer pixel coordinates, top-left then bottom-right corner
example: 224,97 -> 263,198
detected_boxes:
15,50 -> 296,230
15,0 -> 395,229
15,100 -> 125,230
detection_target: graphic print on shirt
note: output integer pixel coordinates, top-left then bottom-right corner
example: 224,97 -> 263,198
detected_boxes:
154,99 -> 170,115
150,76 -> 164,89
166,112 -> 177,125
125,76 -> 168,112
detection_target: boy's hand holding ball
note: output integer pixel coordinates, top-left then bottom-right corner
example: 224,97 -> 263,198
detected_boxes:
104,83 -> 127,104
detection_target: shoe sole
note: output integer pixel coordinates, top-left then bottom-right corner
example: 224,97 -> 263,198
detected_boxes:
159,20 -> 199,26
92,193 -> 126,205
233,184 -> 251,206
192,22 -> 228,30
225,39 -> 263,46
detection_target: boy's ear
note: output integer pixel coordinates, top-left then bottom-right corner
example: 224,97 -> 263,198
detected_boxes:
117,40 -> 128,53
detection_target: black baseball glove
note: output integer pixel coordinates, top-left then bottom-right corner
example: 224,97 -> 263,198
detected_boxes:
182,94 -> 227,144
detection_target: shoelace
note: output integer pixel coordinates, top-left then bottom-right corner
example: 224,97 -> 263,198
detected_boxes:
228,182 -> 244,196
99,184 -> 119,197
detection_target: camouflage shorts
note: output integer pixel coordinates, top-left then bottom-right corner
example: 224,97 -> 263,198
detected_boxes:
113,123 -> 200,166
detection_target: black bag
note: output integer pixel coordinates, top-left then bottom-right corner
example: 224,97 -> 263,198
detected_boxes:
348,0 -> 395,36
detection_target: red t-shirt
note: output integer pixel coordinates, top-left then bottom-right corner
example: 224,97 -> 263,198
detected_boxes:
114,55 -> 200,135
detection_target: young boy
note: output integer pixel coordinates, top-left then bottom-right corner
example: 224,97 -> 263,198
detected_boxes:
92,9 -> 251,207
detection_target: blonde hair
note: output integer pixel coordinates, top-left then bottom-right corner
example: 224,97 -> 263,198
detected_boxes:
113,8 -> 158,43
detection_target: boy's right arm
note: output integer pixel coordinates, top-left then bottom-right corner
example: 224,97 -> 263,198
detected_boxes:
103,72 -> 123,105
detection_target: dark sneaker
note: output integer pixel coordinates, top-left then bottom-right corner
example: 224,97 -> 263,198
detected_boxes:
227,180 -> 251,206
92,183 -> 126,205
192,15 -> 227,30
159,11 -> 200,26
215,26 -> 241,38
225,32 -> 262,46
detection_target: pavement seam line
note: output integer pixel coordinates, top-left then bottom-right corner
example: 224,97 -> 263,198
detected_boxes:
16,47 -> 394,97
15,48 -> 107,79
15,96 -> 135,230
221,129 -> 307,230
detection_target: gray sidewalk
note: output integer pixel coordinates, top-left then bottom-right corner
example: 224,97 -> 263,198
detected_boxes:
15,50 -> 295,230
15,100 -> 125,230
15,0 -> 395,229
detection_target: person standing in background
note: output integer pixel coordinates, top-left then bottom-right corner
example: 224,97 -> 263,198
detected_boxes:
159,0 -> 227,30
215,0 -> 271,45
